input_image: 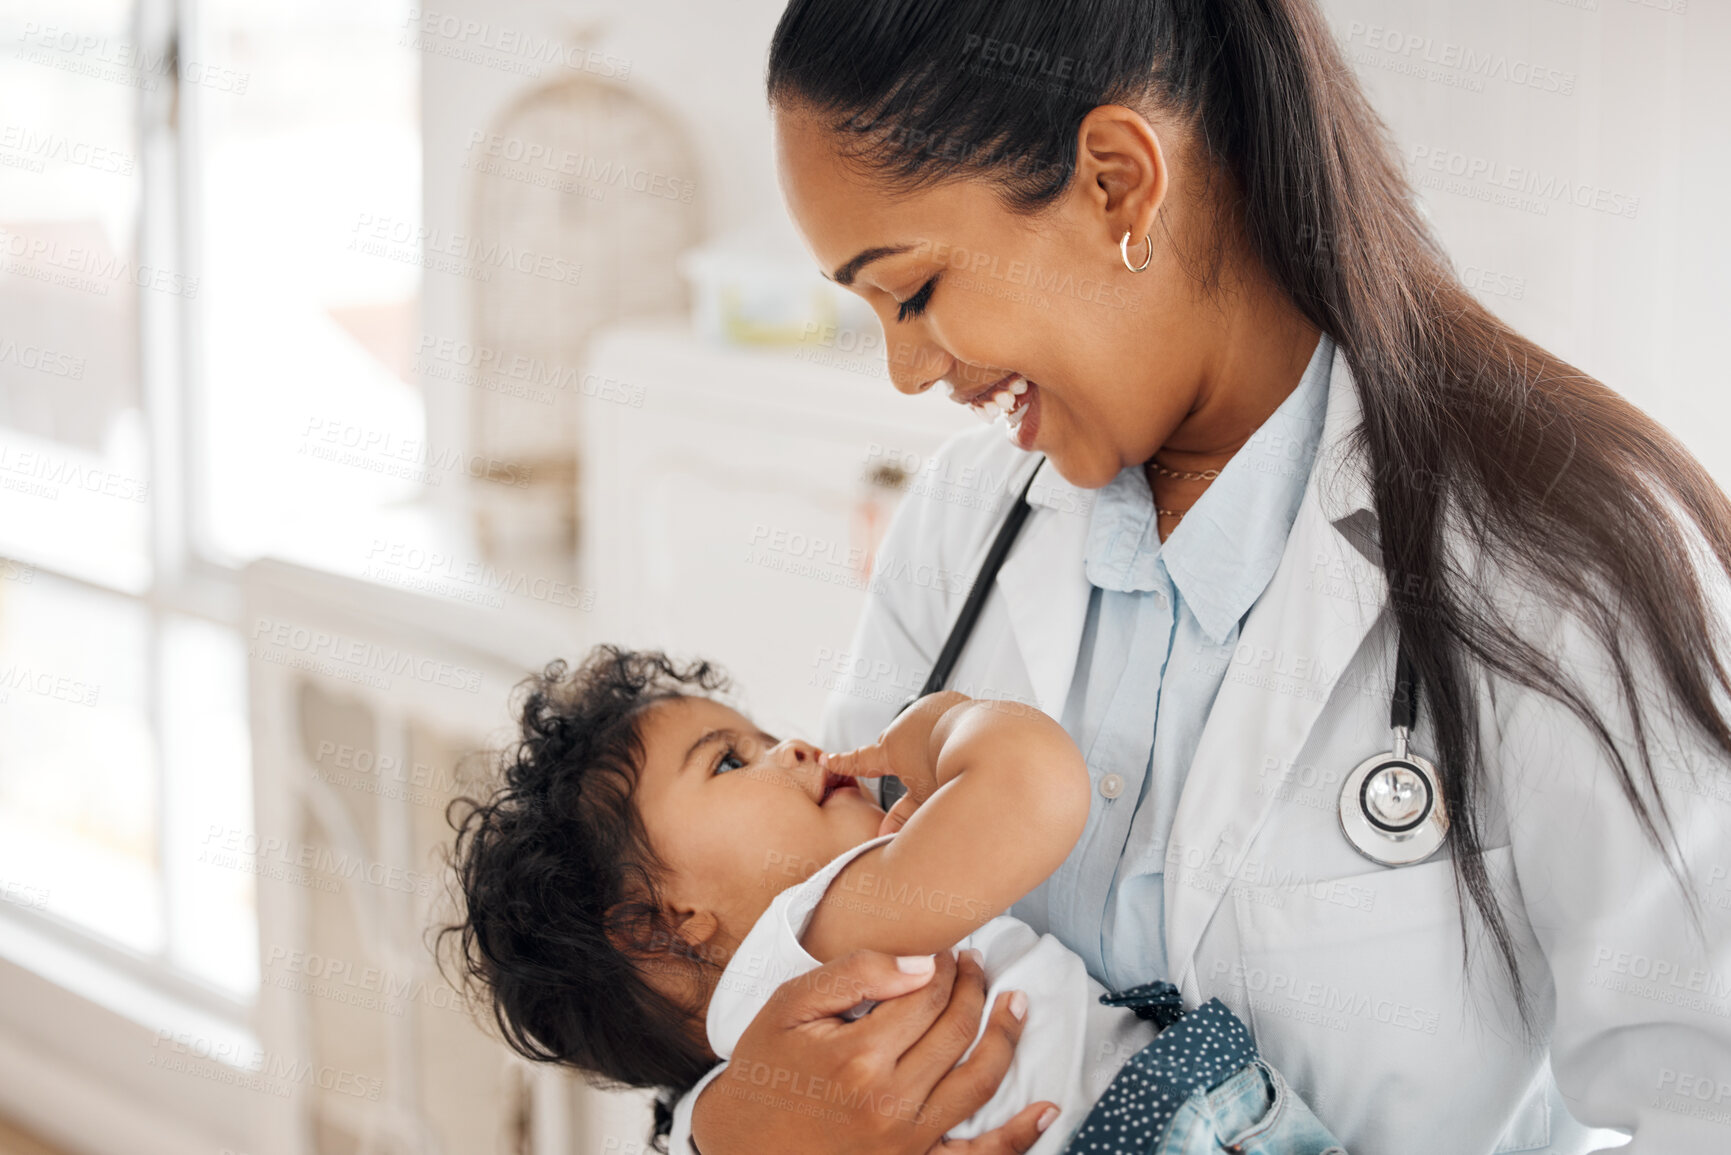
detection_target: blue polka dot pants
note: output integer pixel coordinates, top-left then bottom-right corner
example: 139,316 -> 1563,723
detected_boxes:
1063,981 -> 1349,1155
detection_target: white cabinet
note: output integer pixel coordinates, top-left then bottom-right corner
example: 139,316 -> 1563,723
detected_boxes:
580,323 -> 975,735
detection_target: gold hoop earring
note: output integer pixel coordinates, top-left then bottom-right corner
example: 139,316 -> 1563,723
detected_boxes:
1120,231 -> 1152,273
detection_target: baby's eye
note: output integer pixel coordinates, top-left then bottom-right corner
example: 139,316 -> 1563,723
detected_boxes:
716,750 -> 747,774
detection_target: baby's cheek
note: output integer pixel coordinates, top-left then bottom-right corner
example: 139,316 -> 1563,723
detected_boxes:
843,804 -> 888,848
756,837 -> 825,891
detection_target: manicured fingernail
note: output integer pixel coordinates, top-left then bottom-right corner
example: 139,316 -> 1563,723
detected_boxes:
1009,990 -> 1028,1021
896,954 -> 935,974
962,947 -> 985,969
1037,1107 -> 1059,1133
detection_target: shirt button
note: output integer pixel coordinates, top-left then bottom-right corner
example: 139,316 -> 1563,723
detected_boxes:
1098,773 -> 1125,799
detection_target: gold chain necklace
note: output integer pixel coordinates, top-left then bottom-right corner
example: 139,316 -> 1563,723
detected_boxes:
1148,458 -> 1219,522
1149,460 -> 1204,522
1148,461 -> 1220,481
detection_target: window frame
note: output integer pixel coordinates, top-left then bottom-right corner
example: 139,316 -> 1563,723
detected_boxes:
0,0 -> 256,1027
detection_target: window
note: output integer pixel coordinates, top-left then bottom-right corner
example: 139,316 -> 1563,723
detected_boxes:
194,0 -> 427,570
0,0 -> 421,1011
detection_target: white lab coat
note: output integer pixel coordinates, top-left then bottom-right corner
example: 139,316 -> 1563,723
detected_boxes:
820,353 -> 1731,1155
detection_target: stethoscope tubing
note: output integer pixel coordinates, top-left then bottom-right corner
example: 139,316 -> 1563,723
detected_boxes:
877,457 -> 1446,866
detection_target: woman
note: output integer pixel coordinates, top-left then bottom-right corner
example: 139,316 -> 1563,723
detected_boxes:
673,0 -> 1731,1152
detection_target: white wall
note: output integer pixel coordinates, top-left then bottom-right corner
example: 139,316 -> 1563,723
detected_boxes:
418,0 -> 793,259
417,0 -> 794,462
1323,0 -> 1730,479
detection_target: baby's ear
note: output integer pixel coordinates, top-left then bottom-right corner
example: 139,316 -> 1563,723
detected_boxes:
666,908 -> 727,965
607,903 -> 728,970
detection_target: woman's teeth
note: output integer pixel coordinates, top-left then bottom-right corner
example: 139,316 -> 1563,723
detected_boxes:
970,376 -> 1032,425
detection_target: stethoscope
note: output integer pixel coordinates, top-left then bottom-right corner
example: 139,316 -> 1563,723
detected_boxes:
1338,637 -> 1448,865
884,459 -> 1449,869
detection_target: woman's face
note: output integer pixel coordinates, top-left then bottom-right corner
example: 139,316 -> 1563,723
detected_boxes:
774,103 -> 1222,489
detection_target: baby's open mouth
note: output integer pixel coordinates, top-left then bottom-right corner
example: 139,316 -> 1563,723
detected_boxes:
820,771 -> 859,805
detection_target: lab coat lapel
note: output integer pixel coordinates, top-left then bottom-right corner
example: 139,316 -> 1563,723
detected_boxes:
996,459 -> 1094,719
1165,358 -> 1388,1001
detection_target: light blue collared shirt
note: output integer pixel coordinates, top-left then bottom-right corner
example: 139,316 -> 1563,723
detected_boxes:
1009,335 -> 1334,992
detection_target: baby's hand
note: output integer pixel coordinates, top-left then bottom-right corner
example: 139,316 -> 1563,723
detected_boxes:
822,691 -> 971,836
819,743 -> 917,836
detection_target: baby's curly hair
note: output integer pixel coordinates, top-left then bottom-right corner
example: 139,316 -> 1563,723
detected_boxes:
438,645 -> 730,1139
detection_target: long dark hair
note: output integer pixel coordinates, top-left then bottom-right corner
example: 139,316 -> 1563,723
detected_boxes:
768,0 -> 1731,1035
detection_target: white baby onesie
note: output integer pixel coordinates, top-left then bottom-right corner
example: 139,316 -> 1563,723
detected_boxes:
667,834 -> 1159,1154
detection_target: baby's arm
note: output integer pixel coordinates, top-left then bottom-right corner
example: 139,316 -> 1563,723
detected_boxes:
800,692 -> 1090,962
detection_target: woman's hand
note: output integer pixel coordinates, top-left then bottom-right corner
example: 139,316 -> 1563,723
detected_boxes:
822,691 -> 971,835
689,947 -> 1057,1154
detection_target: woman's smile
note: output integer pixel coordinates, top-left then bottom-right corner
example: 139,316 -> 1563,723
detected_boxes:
948,373 -> 1040,449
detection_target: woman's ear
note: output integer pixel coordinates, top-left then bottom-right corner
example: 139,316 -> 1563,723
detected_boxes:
1072,104 -> 1170,248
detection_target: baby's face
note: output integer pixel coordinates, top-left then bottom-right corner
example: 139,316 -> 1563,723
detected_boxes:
631,696 -> 885,956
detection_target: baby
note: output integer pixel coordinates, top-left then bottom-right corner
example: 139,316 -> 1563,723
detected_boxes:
443,647 -> 1345,1154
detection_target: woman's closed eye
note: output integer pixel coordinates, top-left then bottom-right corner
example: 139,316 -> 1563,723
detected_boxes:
896,275 -> 939,323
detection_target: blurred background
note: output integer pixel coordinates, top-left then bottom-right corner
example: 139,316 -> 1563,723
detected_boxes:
0,0 -> 1722,1152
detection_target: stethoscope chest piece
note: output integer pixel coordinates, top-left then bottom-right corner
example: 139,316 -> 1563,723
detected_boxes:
1339,729 -> 1448,866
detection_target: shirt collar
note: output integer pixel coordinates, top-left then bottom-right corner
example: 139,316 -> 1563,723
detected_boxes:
1081,334 -> 1337,644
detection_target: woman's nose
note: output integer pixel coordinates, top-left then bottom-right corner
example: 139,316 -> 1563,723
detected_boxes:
889,369 -> 936,396
882,333 -> 949,396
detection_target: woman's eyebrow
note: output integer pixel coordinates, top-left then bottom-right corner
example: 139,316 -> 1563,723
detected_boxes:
830,244 -> 915,286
